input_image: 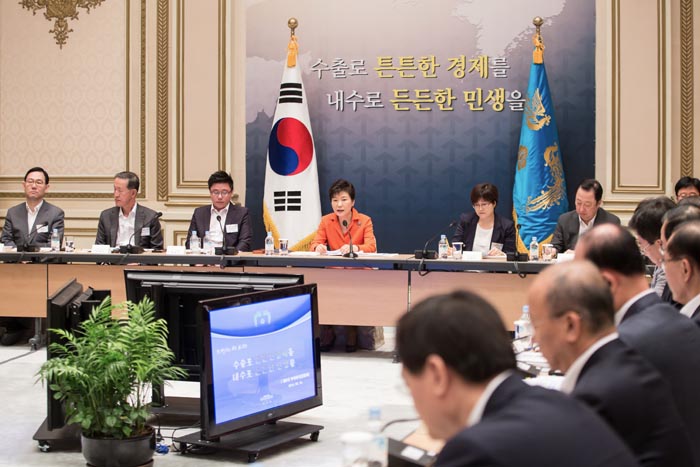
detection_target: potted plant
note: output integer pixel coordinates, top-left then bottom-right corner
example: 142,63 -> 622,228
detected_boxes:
38,296 -> 187,467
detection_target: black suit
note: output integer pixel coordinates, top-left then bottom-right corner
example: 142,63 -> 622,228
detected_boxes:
185,203 -> 252,252
551,207 -> 621,252
95,205 -> 163,249
618,292 -> 700,466
435,374 -> 638,467
451,212 -> 516,254
573,338 -> 693,467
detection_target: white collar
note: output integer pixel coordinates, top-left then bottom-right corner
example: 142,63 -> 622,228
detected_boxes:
560,333 -> 618,394
25,200 -> 44,214
466,370 -> 511,427
680,293 -> 700,318
615,289 -> 655,325
119,203 -> 138,219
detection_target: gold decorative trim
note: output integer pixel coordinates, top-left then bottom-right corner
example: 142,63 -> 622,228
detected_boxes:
140,0 -> 147,195
219,0 -> 226,172
173,230 -> 189,246
20,0 -> 108,49
680,0 -> 694,176
611,0 -> 666,193
157,0 -> 169,201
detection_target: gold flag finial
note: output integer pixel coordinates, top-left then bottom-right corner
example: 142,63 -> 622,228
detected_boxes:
532,16 -> 545,64
286,18 -> 299,68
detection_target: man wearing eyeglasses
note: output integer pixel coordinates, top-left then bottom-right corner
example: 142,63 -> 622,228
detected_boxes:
551,179 -> 620,253
664,221 -> 700,324
0,167 -> 64,345
185,171 -> 252,252
674,176 -> 700,201
95,171 -> 163,250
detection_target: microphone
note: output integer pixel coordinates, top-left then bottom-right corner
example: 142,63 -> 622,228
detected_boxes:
214,214 -> 238,256
18,222 -> 45,252
415,220 -> 458,259
120,211 -> 162,254
342,219 -> 358,258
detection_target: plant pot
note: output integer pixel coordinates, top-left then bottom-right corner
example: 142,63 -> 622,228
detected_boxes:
81,427 -> 155,467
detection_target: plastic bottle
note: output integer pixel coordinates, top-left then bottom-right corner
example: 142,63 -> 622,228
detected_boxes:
529,236 -> 539,261
190,231 -> 201,254
203,231 -> 213,255
265,231 -> 274,256
438,234 -> 448,259
514,305 -> 533,347
50,228 -> 60,251
367,407 -> 388,467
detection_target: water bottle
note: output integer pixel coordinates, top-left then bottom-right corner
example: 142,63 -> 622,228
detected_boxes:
438,234 -> 448,259
529,236 -> 539,261
190,231 -> 201,254
50,228 -> 60,251
367,407 -> 388,467
265,231 -> 274,255
203,231 -> 213,255
514,305 -> 533,348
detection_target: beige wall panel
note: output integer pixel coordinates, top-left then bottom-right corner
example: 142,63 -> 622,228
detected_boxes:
0,1 -> 127,191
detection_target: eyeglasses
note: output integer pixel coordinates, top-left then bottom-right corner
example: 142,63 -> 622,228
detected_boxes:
473,202 -> 493,209
211,190 -> 231,197
639,241 -> 654,256
24,179 -> 45,186
677,192 -> 699,200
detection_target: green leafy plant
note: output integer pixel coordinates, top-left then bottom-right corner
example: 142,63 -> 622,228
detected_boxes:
38,296 -> 187,439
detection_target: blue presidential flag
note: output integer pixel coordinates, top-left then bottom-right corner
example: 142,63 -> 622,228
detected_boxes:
512,30 -> 568,253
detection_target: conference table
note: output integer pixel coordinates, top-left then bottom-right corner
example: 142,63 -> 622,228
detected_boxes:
0,251 -> 549,332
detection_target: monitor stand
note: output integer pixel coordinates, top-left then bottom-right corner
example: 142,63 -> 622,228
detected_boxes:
174,420 -> 323,463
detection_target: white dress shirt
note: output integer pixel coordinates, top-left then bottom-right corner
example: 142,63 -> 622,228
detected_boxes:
116,203 -> 137,246
466,370 -> 511,427
208,205 -> 229,248
26,200 -> 44,234
615,289 -> 656,325
578,213 -> 598,237
472,225 -> 493,254
680,293 -> 700,319
560,333 -> 619,394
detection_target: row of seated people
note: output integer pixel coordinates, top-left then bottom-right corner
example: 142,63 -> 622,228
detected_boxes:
399,212 -> 700,467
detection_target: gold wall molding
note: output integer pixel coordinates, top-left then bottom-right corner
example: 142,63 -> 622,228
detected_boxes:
680,0 -> 694,176
20,0 -> 107,49
157,0 -> 169,201
610,0 -> 666,194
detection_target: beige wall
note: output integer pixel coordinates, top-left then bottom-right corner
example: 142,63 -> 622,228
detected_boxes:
0,0 -> 697,245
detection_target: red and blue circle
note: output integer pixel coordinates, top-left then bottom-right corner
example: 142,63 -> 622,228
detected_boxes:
268,118 -> 313,176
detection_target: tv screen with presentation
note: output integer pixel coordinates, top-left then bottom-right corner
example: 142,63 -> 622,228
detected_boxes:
198,284 -> 322,440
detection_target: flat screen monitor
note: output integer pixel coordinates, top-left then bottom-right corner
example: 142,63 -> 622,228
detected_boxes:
123,270 -> 304,379
45,279 -> 110,430
198,283 -> 322,440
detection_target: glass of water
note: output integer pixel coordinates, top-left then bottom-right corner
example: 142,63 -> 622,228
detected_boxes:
279,238 -> 289,256
64,237 -> 75,252
452,242 -> 463,260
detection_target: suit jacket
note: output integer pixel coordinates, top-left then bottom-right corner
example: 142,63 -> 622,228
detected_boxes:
451,212 -> 516,254
618,292 -> 700,466
573,339 -> 693,467
435,374 -> 638,467
1,201 -> 64,248
185,203 -> 252,252
310,208 -> 377,252
95,205 -> 163,249
551,207 -> 621,252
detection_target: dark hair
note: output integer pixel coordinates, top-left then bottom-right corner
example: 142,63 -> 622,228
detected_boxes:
207,170 -> 234,190
470,183 -> 499,205
543,261 -> 615,334
114,171 -> 140,191
328,179 -> 355,201
678,196 -> 700,209
578,179 -> 603,202
662,205 -> 700,240
24,167 -> 49,184
674,176 -> 700,197
396,291 -> 515,382
628,196 -> 676,243
667,221 -> 700,270
578,224 -> 646,276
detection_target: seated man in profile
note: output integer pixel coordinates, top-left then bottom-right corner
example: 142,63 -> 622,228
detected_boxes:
185,171 -> 252,252
396,290 -> 638,467
95,171 -> 163,250
552,179 -> 620,253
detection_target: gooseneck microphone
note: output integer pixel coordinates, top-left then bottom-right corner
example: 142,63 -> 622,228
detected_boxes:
342,219 -> 358,258
120,211 -> 162,254
214,214 -> 238,256
19,222 -> 45,252
416,220 -> 458,259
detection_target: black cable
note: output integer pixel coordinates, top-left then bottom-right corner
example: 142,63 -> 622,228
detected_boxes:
380,416 -> 421,433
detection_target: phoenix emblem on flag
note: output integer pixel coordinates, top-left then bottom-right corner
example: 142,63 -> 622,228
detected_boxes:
526,143 -> 566,213
525,89 -> 551,131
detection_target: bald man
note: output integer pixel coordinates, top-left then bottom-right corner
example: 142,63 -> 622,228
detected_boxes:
529,260 -> 693,467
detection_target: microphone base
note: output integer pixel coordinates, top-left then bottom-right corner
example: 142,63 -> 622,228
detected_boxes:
17,245 -> 40,253
343,251 -> 358,258
119,245 -> 144,254
214,246 -> 238,256
414,250 -> 437,260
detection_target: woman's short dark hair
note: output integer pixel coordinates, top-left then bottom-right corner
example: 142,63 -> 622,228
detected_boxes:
328,179 -> 355,201
470,183 -> 499,205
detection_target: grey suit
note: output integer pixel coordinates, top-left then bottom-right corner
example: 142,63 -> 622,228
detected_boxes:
552,207 -> 621,252
1,201 -> 64,248
95,205 -> 163,249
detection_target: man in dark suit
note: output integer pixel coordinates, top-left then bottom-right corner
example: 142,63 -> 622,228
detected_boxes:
95,171 -> 163,249
664,221 -> 700,323
552,179 -> 620,253
577,223 -> 700,465
529,260 -> 693,467
0,167 -> 65,345
396,290 -> 638,467
185,171 -> 252,252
